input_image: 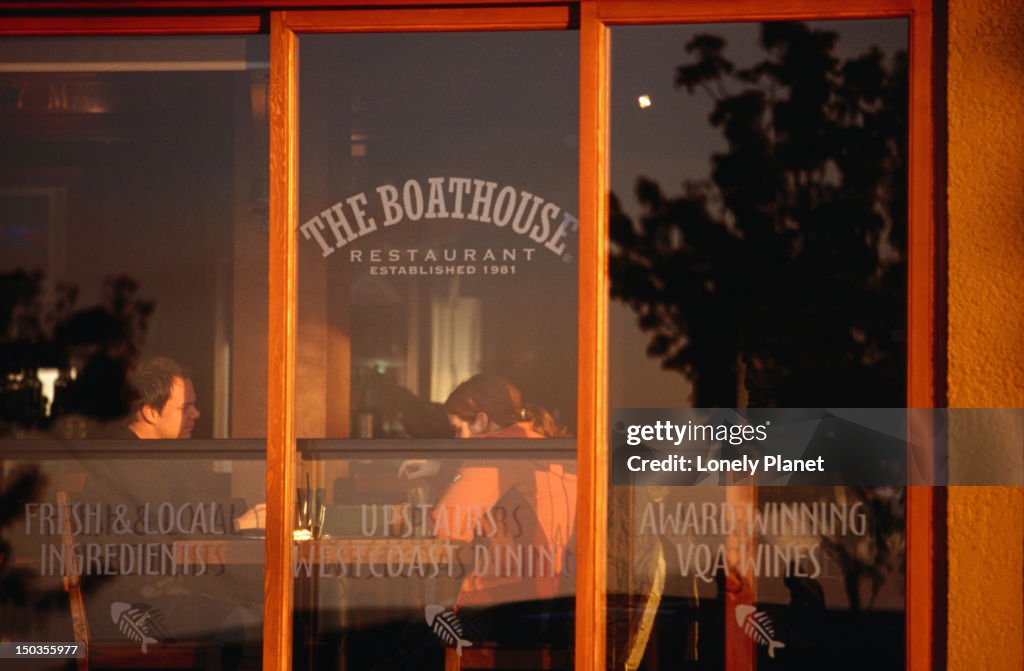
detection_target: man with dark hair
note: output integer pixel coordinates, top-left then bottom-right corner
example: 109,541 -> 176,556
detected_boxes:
80,358 -> 258,667
125,356 -> 200,439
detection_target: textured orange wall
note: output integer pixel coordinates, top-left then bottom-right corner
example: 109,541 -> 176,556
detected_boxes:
947,0 -> 1024,668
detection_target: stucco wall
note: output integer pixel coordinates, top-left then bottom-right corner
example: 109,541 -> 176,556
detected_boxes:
947,0 -> 1024,668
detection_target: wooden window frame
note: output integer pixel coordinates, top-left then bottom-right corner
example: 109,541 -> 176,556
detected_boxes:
0,2 -> 940,670
582,3 -> 939,671
267,8 -> 576,671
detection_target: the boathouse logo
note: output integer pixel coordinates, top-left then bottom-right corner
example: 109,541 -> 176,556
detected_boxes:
299,177 -> 578,261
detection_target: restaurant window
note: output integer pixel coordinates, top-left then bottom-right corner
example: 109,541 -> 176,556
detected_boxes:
0,3 -> 939,671
607,17 -> 915,671
0,35 -> 269,669
291,23 -> 579,671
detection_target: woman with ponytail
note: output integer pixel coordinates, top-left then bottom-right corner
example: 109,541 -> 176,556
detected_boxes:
404,373 -> 576,658
443,373 -> 567,440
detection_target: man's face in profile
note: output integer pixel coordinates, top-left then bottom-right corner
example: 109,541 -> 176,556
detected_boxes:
150,376 -> 200,438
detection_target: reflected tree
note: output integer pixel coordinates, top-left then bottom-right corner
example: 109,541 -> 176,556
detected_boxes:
0,271 -> 154,435
0,465 -> 44,613
0,466 -> 111,636
821,486 -> 904,612
610,22 -> 907,408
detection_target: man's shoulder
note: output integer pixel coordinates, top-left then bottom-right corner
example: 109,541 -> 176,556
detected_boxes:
92,422 -> 141,439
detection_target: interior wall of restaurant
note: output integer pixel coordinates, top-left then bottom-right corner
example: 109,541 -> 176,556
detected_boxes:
226,68 -> 270,511
946,0 -> 1024,667
229,68 -> 269,441
295,74 -> 334,441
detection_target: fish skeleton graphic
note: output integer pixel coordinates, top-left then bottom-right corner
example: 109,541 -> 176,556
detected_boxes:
424,604 -> 473,656
734,605 -> 786,659
110,602 -> 161,654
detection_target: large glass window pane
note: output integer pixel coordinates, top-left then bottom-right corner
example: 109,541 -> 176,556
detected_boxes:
0,36 -> 268,670
608,20 -> 908,669
295,30 -> 578,670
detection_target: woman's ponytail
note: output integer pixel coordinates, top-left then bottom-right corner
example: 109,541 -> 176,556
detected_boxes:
522,403 -> 566,438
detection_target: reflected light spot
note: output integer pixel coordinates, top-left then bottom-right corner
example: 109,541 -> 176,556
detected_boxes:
37,368 -> 58,417
638,95 -> 652,109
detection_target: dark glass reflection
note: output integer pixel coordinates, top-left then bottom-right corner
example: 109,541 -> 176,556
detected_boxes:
611,21 -> 907,409
609,21 -> 908,671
